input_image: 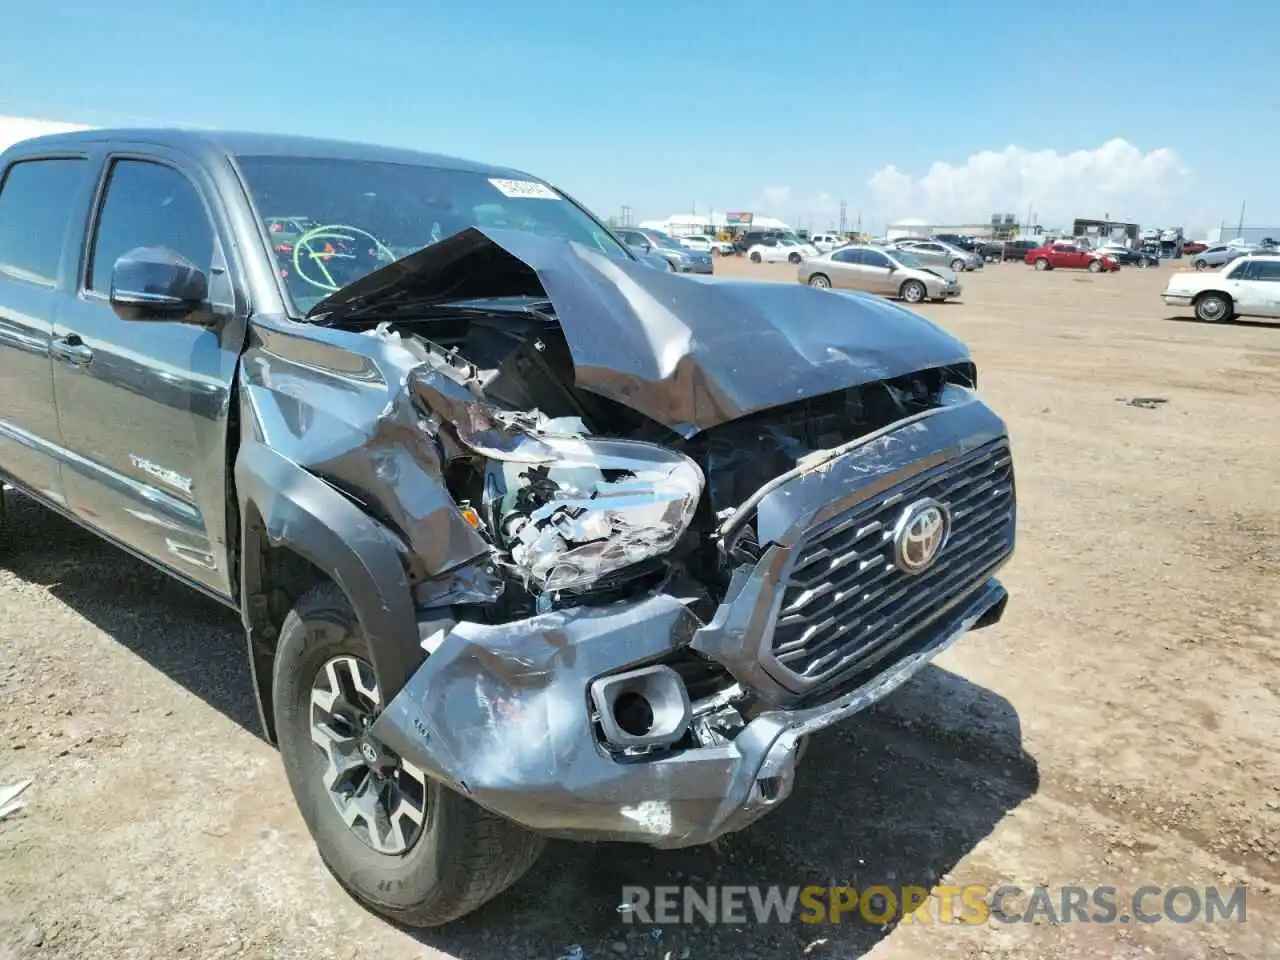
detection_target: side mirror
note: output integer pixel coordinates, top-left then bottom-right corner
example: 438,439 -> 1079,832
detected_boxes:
109,246 -> 212,323
886,262 -> 897,272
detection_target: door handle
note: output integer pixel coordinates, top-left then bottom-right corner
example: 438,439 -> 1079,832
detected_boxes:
51,333 -> 94,366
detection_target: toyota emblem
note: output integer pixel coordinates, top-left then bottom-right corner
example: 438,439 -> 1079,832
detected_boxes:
892,498 -> 951,574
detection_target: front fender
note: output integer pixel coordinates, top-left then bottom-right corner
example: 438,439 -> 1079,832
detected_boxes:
236,438 -> 422,736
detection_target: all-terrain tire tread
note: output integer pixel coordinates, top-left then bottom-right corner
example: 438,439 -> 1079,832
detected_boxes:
276,581 -> 545,928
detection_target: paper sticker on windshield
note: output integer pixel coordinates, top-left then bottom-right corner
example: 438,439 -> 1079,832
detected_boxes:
489,178 -> 559,200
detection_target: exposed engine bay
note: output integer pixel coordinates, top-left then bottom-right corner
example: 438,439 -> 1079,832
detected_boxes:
351,304 -> 976,616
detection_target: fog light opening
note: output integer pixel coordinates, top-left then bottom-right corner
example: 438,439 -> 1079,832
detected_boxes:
613,691 -> 655,737
589,664 -> 693,750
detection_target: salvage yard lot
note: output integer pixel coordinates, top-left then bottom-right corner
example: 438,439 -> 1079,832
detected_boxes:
2,261 -> 1278,959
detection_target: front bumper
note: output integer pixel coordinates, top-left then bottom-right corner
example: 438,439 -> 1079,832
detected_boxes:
682,260 -> 715,274
1162,293 -> 1194,307
372,394 -> 1014,848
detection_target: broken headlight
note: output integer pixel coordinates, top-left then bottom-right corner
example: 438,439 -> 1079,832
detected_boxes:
485,435 -> 704,592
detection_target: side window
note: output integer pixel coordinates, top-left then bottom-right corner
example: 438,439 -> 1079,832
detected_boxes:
88,159 -> 215,293
0,158 -> 88,286
1251,261 -> 1280,281
832,248 -> 861,264
863,250 -> 892,269
1226,260 -> 1254,280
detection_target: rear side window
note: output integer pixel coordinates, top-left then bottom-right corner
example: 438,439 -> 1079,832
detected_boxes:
1251,261 -> 1280,281
0,158 -> 87,285
88,159 -> 214,293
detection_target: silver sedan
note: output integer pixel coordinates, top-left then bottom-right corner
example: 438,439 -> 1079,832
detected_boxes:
889,239 -> 983,272
797,245 -> 962,303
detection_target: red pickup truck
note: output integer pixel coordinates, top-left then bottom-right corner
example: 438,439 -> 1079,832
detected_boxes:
1024,242 -> 1120,273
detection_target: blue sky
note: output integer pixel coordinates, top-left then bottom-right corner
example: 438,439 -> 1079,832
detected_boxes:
2,0 -> 1277,234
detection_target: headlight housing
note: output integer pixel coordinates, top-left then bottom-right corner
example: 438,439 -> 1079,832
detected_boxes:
485,435 -> 704,592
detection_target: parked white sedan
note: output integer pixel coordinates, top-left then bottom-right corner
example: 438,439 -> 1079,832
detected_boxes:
747,237 -> 819,264
1162,254 -> 1280,322
679,234 -> 735,255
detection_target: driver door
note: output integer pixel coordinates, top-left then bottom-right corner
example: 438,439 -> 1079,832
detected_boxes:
51,149 -> 248,599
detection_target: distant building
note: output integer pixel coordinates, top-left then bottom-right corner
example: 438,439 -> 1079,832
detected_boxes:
1205,224 -> 1280,245
1072,217 -> 1140,244
637,213 -> 794,236
885,220 -> 1014,240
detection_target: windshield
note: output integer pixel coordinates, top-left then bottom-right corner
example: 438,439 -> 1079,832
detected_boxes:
236,155 -> 630,314
888,250 -> 924,269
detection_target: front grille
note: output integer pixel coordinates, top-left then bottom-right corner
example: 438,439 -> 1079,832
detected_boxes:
768,439 -> 1014,687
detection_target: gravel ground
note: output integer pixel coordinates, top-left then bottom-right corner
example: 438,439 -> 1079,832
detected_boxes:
1,259 -> 1277,959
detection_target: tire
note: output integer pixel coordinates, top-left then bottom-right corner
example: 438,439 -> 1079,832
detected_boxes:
1033,258 -> 1049,271
273,582 -> 544,927
749,251 -> 762,263
950,258 -> 966,273
788,252 -> 802,264
1194,260 -> 1208,271
1193,292 -> 1231,323
808,274 -> 831,288
900,279 -> 927,303
1088,259 -> 1102,273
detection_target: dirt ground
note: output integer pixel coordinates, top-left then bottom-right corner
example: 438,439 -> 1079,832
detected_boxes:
1,258 -> 1277,960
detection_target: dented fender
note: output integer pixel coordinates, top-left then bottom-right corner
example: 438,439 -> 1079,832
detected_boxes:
233,315 -> 512,726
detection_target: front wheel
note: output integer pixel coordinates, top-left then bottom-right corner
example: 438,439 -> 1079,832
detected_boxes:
273,582 -> 544,927
749,251 -> 762,263
1194,260 -> 1208,271
900,279 -> 927,303
788,252 -> 802,264
1193,292 -> 1231,323
1033,258 -> 1049,271
1088,259 -> 1102,273
808,273 -> 831,288
950,258 -> 966,272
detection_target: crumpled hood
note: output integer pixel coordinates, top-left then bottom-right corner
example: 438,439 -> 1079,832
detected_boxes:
308,227 -> 971,437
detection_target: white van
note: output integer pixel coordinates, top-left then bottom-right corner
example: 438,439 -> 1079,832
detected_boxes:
809,233 -> 846,253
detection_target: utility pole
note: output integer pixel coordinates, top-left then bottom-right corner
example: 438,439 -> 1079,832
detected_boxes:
1236,200 -> 1246,239
838,199 -> 847,234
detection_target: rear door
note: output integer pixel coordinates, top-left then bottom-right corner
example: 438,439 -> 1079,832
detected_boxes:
1245,260 -> 1280,315
0,152 -> 94,503
50,147 -> 249,599
824,247 -> 867,290
912,242 -> 946,268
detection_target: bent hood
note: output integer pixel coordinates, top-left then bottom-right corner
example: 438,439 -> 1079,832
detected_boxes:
308,226 -> 971,437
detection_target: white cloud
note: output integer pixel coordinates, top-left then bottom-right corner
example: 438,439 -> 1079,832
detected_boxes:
0,115 -> 91,154
752,185 -> 839,229
755,185 -> 792,212
866,139 -> 1191,226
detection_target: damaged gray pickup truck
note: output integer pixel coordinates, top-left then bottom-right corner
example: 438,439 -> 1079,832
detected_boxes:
0,129 -> 1016,925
